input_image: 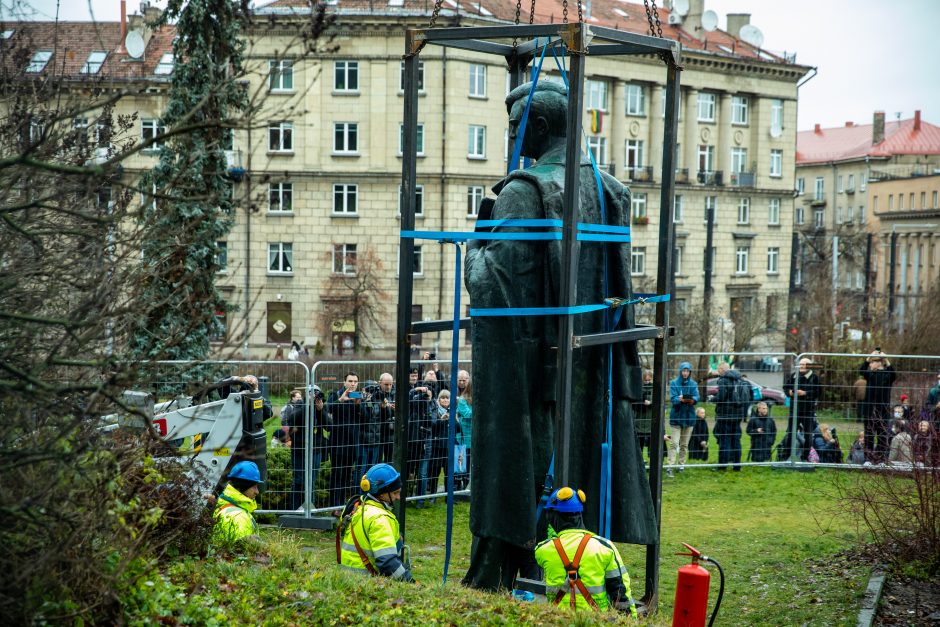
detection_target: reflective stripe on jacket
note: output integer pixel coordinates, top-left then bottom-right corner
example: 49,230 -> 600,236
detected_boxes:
339,497 -> 412,581
212,483 -> 258,544
534,528 -> 636,615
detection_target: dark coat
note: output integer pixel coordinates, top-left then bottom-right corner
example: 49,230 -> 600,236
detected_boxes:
632,381 -> 654,436
715,369 -> 746,420
465,145 -> 656,547
746,414 -> 777,462
327,390 -> 361,451
858,362 -> 897,421
688,417 -> 710,461
783,370 -> 821,420
283,399 -> 332,450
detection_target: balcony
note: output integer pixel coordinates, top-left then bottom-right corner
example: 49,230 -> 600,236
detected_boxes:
729,171 -> 756,188
626,165 -> 654,183
225,149 -> 246,181
696,170 -> 723,186
674,168 -> 689,183
845,186 -> 855,194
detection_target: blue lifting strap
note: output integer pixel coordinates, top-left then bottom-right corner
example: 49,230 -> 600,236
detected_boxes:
442,242 -> 462,585
508,39 -> 550,175
534,453 -> 556,526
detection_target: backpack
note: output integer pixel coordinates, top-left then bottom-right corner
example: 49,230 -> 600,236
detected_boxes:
751,385 -> 763,401
732,378 -> 752,410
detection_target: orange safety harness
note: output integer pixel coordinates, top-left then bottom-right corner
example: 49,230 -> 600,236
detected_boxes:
335,498 -> 379,576
551,533 -> 600,610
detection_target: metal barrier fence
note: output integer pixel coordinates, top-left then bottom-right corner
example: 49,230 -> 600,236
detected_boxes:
258,359 -> 473,516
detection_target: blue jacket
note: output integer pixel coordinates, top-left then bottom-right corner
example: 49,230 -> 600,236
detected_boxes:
669,361 -> 699,427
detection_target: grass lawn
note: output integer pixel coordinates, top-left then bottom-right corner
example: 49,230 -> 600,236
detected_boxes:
145,462 -> 872,625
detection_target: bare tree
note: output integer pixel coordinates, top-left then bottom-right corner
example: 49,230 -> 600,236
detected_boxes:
320,245 -> 390,354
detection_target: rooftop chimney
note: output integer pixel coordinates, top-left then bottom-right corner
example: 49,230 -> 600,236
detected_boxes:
726,13 -> 751,38
683,0 -> 704,37
914,110 -> 921,131
873,111 -> 885,145
814,123 -> 821,134
117,0 -> 127,53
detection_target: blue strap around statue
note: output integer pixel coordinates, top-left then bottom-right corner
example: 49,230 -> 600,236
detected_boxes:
442,243 -> 461,585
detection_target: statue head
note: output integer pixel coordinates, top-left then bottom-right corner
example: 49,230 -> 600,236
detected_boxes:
505,81 -> 568,159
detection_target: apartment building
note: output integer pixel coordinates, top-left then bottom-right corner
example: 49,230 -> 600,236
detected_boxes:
6,0 -> 810,357
793,111 -> 940,337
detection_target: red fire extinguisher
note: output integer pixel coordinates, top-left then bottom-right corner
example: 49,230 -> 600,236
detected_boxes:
672,543 -> 725,627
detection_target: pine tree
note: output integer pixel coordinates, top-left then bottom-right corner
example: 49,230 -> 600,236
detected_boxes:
132,0 -> 247,362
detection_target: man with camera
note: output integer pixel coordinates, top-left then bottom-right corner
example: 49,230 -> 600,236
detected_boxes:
858,349 -> 897,461
407,369 -> 437,506
375,373 -> 396,464
284,386 -> 332,510
783,357 -> 821,462
328,371 -> 363,507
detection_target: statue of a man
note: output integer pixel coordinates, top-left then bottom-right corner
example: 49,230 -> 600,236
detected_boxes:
462,81 -> 658,591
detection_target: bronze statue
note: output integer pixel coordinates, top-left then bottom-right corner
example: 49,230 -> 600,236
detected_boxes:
462,81 -> 657,591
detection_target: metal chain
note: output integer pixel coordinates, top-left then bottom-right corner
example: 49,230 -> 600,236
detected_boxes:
577,0 -> 583,23
643,0 -> 663,38
514,0 -> 522,25
427,0 -> 445,30
529,0 -> 536,24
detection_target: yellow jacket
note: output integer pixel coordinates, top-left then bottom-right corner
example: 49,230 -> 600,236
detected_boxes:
339,497 -> 412,581
212,483 -> 258,544
534,528 -> 635,616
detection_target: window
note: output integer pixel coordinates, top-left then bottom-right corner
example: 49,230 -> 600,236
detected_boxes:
769,149 -> 783,177
399,185 -> 424,216
469,63 -> 487,97
586,79 -> 608,110
27,50 -> 52,73
333,184 -> 358,214
934,191 -> 939,208
660,86 -> 681,118
910,192 -> 915,209
154,53 -> 174,75
888,195 -> 894,210
399,60 -> 425,91
737,198 -> 750,224
268,242 -> 293,274
269,122 -> 293,152
795,205 -> 804,225
625,84 -> 645,115
731,95 -> 749,125
859,205 -> 866,223
847,205 -> 855,223
81,51 -> 107,74
697,92 -> 716,122
697,144 -> 714,173
467,186 -> 485,216
626,140 -> 644,172
141,119 -> 166,151
770,99 -> 784,133
836,206 -> 843,224
468,125 -> 486,159
631,247 -> 646,275
396,245 -> 425,277
215,241 -> 228,273
814,208 -> 824,228
767,247 -> 779,274
899,194 -> 904,210
731,147 -> 748,173
848,174 -> 855,191
269,182 -> 293,212
796,177 -> 805,195
921,191 -> 927,209
631,193 -> 647,219
332,243 -> 357,275
768,198 -> 780,225
735,246 -> 749,274
269,59 -> 294,91
673,195 -> 683,223
333,122 -> 358,154
814,177 -> 824,201
587,136 -> 607,165
837,175 -> 844,193
333,60 -> 358,92
704,195 -> 717,224
399,123 -> 425,156
860,174 -> 867,191
674,245 -> 683,275
855,271 -> 864,290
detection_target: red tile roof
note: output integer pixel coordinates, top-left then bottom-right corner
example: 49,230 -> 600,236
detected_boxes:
796,116 -> 940,165
0,20 -> 176,79
258,0 -> 793,63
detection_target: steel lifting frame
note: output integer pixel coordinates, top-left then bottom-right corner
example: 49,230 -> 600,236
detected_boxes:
394,22 -> 681,610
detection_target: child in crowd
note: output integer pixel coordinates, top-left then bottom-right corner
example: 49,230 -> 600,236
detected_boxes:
746,401 -> 777,462
888,419 -> 913,464
848,431 -> 866,465
688,407 -> 710,462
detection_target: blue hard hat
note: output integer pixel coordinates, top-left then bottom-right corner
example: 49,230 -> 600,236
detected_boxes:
228,460 -> 263,484
360,463 -> 401,495
545,487 -> 586,513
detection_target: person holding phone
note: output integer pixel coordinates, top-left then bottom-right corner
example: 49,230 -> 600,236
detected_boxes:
328,371 -> 362,507
667,362 -> 699,477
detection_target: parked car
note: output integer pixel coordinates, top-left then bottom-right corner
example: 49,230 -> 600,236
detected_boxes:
705,377 -> 786,407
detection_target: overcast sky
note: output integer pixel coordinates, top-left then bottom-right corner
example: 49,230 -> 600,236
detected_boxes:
10,0 -> 940,132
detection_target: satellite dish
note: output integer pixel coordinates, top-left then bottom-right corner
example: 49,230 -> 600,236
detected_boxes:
701,10 -> 719,32
739,24 -> 764,48
125,30 -> 145,59
672,0 -> 689,17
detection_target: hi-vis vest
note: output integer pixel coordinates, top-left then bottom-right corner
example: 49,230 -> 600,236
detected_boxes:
338,498 -> 408,580
212,484 -> 259,544
534,528 -> 635,615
